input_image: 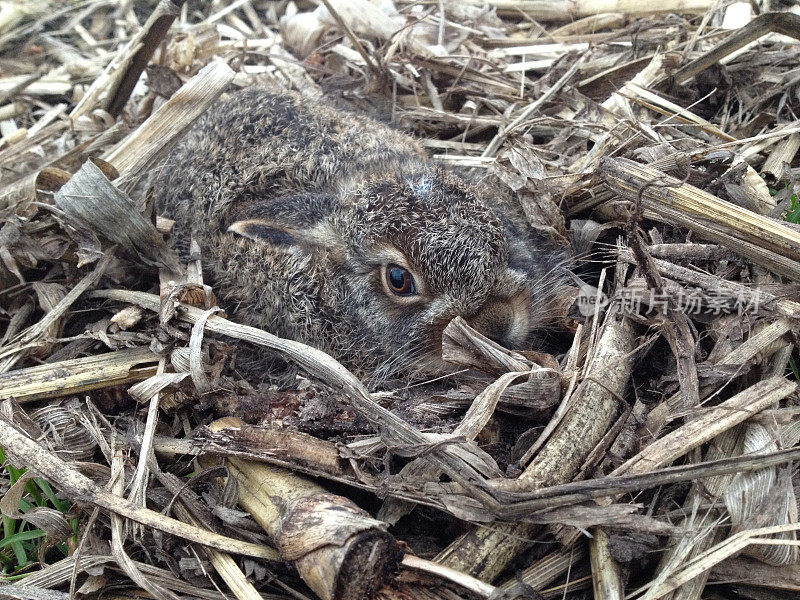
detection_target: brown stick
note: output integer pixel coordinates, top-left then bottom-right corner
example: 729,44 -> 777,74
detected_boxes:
71,0 -> 184,120
669,12 -> 800,86
205,417 -> 402,600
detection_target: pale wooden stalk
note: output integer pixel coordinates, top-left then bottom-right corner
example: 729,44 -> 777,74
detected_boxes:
70,0 -> 182,120
0,165 -> 67,214
17,554 -> 228,598
170,502 -> 263,600
482,54 -> 585,157
105,60 -> 234,190
570,53 -> 669,173
127,356 -> 167,519
550,13 -> 626,36
671,12 -> 800,86
108,450 -> 176,600
0,101 -> 24,120
488,42 -> 589,59
196,421 -> 348,479
761,132 -> 800,178
378,369 -> 531,524
612,377 -> 797,477
53,161 -> 182,272
0,72 -> 71,96
590,528 -> 624,600
499,544 -> 587,593
665,317 -> 795,414
0,347 -> 158,403
710,556 -> 800,591
522,312 -> 635,486
434,311 -> 636,581
648,243 -> 731,261
635,522 -> 800,599
205,417 -> 402,600
421,138 -> 485,152
598,157 -> 800,281
441,316 -> 532,374
622,82 -> 735,142
615,248 -> 800,320
433,155 -> 495,167
400,555 -> 500,599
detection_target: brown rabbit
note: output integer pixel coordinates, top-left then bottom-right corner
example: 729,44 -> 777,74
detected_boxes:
149,87 -> 568,382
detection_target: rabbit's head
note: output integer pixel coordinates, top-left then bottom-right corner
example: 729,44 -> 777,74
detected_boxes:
228,167 -> 567,380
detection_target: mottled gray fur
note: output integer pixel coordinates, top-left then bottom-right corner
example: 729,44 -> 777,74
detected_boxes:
149,87 -> 568,381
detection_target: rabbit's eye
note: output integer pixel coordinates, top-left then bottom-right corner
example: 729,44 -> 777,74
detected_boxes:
386,265 -> 416,296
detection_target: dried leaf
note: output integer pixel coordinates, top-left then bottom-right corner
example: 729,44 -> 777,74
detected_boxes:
54,160 -> 182,272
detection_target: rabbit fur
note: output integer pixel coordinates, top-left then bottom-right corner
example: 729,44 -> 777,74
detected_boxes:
149,87 -> 569,382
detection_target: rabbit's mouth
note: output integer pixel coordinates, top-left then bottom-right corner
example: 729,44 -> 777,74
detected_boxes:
389,290 -> 534,379
465,290 -> 532,349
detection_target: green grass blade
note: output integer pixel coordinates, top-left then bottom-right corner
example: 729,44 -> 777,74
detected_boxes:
0,529 -> 47,549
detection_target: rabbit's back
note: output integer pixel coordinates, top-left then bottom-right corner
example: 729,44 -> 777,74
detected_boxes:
150,87 -> 569,380
152,88 -> 425,251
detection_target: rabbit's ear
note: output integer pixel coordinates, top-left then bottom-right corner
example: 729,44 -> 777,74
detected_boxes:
227,220 -> 300,245
227,192 -> 341,251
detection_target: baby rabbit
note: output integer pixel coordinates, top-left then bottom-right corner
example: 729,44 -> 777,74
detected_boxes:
149,87 -> 568,381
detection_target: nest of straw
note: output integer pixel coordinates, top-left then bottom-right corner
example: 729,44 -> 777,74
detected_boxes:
1,1 -> 799,599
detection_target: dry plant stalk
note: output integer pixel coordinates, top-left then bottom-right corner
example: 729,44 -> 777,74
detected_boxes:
379,368 -> 532,524
70,0 -> 182,120
0,417 -> 278,561
670,12 -> 800,86
762,133 -> 800,178
2,1 -> 800,598
710,556 -> 800,592
16,553 -> 227,597
590,527 -> 624,600
197,420 -> 348,479
651,427 -> 742,600
599,157 -> 800,281
54,161 -> 181,271
613,377 -> 797,477
435,310 -> 637,581
397,0 -> 716,19
169,496 -> 263,600
0,347 -> 159,402
203,417 -> 402,600
499,543 -> 588,593
105,59 -> 235,189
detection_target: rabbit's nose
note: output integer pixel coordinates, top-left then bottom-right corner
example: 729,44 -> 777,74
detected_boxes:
468,295 -> 530,348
